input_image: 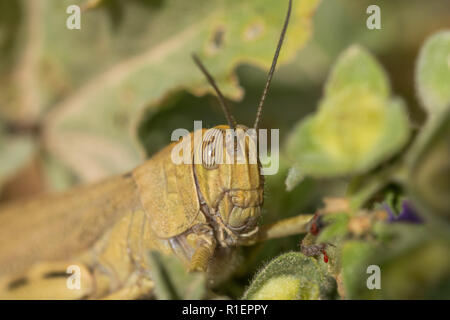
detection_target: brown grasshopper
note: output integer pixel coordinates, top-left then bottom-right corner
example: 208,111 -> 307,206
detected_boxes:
0,0 -> 312,299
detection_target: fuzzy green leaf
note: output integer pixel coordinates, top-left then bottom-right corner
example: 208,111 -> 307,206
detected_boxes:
416,31 -> 450,115
325,45 -> 390,99
286,89 -> 410,179
286,46 -> 410,186
242,252 -> 336,300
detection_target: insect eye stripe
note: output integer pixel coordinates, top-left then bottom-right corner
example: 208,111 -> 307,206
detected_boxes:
194,129 -> 224,166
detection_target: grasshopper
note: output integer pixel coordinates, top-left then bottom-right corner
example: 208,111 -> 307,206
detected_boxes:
0,0 -> 312,299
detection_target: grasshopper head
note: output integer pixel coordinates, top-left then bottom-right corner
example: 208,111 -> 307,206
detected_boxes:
193,125 -> 263,246
191,0 -> 292,246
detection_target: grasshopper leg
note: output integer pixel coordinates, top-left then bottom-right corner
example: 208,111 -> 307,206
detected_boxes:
185,225 -> 216,272
188,243 -> 215,272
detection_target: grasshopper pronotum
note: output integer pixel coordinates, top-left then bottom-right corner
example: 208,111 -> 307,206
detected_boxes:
0,0 -> 313,299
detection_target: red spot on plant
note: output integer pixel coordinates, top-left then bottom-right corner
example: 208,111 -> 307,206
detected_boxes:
309,213 -> 321,236
322,250 -> 329,263
310,222 -> 319,235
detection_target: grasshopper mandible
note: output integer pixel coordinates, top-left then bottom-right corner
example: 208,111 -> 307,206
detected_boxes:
0,0 -> 312,299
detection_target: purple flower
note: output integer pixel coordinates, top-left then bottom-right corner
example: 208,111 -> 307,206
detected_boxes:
384,200 -> 424,224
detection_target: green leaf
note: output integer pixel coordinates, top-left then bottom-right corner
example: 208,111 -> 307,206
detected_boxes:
325,45 -> 390,99
287,89 -> 410,178
2,0 -> 320,184
242,252 -> 336,300
147,250 -> 207,300
416,30 -> 450,115
286,46 -> 410,184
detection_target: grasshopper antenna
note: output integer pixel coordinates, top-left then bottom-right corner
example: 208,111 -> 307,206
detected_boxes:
253,0 -> 292,130
192,54 -> 237,129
